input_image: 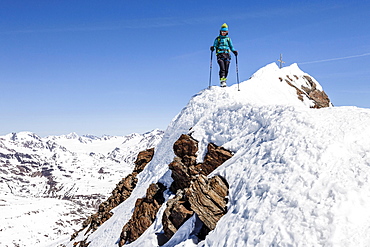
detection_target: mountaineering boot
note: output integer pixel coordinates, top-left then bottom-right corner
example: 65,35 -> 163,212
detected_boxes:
220,77 -> 227,87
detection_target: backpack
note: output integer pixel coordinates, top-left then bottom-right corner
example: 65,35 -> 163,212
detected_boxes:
216,36 -> 231,53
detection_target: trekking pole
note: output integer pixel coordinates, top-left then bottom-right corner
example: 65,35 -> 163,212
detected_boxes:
209,50 -> 213,89
236,55 -> 240,91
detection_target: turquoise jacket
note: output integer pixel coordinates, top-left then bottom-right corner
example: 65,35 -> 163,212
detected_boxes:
213,35 -> 236,54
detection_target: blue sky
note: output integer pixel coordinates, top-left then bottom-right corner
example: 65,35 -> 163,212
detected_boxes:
1,0 -> 370,136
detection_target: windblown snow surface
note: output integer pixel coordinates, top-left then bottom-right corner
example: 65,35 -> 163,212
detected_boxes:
67,63 -> 370,247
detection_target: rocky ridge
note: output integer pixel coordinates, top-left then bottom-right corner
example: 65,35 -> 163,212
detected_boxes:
279,74 -> 331,108
117,134 -> 233,246
161,134 -> 232,243
70,133 -> 233,247
71,148 -> 156,246
119,182 -> 167,245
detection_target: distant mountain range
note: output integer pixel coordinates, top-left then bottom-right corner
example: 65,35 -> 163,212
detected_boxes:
0,129 -> 164,246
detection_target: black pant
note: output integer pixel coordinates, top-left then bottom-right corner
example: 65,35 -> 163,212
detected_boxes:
217,53 -> 231,79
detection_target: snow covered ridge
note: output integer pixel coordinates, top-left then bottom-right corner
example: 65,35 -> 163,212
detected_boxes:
64,63 -> 370,247
0,129 -> 163,247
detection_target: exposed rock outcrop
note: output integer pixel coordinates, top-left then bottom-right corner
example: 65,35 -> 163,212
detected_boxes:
169,135 -> 232,192
169,157 -> 194,192
114,135 -> 232,246
162,190 -> 193,239
162,134 -> 232,243
281,74 -> 332,108
119,182 -> 166,246
301,75 -> 331,108
173,134 -> 198,159
70,148 -> 155,244
72,134 -> 232,246
185,175 -> 229,231
196,143 -> 234,176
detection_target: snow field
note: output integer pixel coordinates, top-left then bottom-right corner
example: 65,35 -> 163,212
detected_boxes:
0,195 -> 93,247
202,106 -> 370,246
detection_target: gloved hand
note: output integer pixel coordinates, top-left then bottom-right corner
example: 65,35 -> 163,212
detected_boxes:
233,50 -> 238,56
210,46 -> 215,52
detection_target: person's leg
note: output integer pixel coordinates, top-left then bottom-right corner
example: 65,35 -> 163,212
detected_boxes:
224,53 -> 231,78
224,60 -> 230,78
217,56 -> 226,79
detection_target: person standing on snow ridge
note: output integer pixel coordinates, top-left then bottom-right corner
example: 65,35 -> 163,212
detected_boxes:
210,23 -> 238,87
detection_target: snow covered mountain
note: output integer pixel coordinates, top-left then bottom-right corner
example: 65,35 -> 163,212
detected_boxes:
0,129 -> 164,247
64,62 -> 370,247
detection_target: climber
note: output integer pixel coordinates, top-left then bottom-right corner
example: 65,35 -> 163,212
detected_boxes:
210,23 -> 238,87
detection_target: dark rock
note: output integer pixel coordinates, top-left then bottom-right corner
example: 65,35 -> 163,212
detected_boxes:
119,182 -> 166,246
162,190 -> 194,239
173,134 -> 198,159
169,157 -> 192,192
70,148 -> 155,244
133,148 -> 155,174
301,76 -> 331,108
163,134 -> 232,244
169,135 -> 232,192
196,143 -> 233,176
185,175 -> 229,231
284,75 -> 332,108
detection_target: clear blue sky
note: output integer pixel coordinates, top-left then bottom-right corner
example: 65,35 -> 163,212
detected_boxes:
1,0 -> 369,136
